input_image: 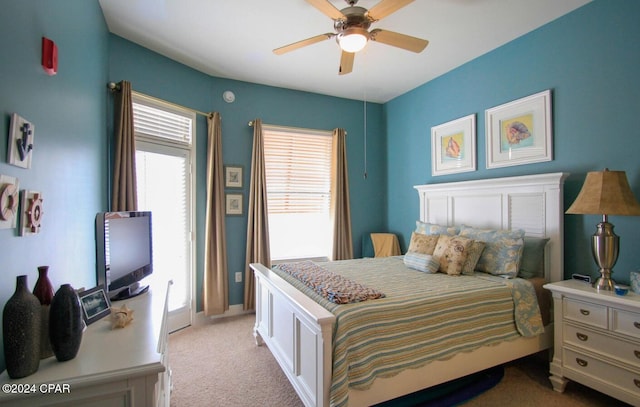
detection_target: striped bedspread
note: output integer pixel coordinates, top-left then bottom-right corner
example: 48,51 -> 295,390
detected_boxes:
272,256 -> 544,407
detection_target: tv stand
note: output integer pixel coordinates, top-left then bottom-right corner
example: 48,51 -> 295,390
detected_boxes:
111,284 -> 149,301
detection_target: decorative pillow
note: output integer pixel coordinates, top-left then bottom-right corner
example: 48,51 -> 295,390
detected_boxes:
407,232 -> 439,254
432,235 -> 473,276
518,237 -> 550,279
404,252 -> 440,273
458,226 -> 525,277
415,221 -> 458,236
461,240 -> 486,276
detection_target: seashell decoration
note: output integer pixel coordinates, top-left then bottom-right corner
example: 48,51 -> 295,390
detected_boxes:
110,304 -> 134,329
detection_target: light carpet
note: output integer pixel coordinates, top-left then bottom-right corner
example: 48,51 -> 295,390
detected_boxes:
168,314 -> 630,407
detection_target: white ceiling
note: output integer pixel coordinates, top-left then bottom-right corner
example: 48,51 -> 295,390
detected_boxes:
99,0 -> 591,103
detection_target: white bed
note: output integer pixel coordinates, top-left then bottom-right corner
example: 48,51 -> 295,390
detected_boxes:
250,172 -> 569,407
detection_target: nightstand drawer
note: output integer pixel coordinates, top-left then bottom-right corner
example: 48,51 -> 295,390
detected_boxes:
564,348 -> 640,396
564,324 -> 640,367
564,298 -> 607,328
612,308 -> 640,340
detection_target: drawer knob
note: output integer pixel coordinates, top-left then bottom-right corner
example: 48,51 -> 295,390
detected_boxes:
635,350 -> 640,359
635,379 -> 640,389
576,358 -> 588,367
576,332 -> 589,341
580,309 -> 590,316
634,322 -> 640,329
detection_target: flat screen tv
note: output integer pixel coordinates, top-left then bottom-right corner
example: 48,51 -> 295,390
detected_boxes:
95,211 -> 153,301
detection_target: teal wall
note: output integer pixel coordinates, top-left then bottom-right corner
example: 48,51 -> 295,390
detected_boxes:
1,0 -> 634,376
107,36 -> 387,310
385,0 -> 640,285
0,1 -> 108,371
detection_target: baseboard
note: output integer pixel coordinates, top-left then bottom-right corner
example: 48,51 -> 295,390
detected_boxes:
192,304 -> 252,326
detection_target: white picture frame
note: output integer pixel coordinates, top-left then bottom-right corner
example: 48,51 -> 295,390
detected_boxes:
225,193 -> 243,216
485,90 -> 553,169
431,114 -> 476,176
224,165 -> 243,188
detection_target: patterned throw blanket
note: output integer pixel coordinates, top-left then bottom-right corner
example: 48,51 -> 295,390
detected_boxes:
275,261 -> 385,304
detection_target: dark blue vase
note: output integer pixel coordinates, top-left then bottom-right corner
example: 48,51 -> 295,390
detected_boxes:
3,275 -> 41,378
49,284 -> 83,362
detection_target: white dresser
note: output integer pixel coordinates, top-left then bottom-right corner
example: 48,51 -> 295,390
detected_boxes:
0,280 -> 172,407
545,280 -> 640,405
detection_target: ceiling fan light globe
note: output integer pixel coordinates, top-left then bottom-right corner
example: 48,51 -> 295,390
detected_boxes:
338,29 -> 368,53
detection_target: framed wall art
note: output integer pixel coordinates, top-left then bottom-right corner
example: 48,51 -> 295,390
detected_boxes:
485,90 -> 553,169
225,193 -> 243,216
0,175 -> 19,230
431,114 -> 476,176
224,165 -> 243,188
19,190 -> 44,236
7,113 -> 35,169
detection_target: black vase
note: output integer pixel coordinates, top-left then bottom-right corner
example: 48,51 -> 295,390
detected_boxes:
49,284 -> 83,362
2,275 -> 41,378
33,266 -> 55,359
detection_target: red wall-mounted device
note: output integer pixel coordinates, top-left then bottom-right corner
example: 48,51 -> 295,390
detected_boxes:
42,37 -> 58,75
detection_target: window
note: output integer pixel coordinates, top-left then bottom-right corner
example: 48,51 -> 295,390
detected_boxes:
263,125 -> 333,262
132,92 -> 194,332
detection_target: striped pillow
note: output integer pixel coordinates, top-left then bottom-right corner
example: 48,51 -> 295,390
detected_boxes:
404,252 -> 440,273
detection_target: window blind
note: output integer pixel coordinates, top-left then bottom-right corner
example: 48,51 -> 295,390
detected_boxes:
132,95 -> 193,145
263,128 -> 333,214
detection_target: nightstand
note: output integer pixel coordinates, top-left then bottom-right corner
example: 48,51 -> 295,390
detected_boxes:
544,280 -> 640,405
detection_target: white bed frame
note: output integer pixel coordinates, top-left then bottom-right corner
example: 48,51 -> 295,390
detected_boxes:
250,172 -> 569,407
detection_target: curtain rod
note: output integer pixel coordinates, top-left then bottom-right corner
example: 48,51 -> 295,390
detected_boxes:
107,82 -> 212,118
247,120 -> 345,135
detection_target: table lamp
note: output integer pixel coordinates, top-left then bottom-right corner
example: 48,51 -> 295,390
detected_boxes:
566,169 -> 640,290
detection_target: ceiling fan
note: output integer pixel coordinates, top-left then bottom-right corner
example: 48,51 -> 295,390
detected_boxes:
273,0 -> 429,75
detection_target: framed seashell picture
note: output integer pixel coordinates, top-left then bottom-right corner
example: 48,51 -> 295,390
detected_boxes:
431,114 -> 477,176
485,89 -> 553,169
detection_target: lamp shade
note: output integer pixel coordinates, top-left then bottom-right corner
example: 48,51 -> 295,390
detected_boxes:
338,28 -> 369,53
566,169 -> 640,216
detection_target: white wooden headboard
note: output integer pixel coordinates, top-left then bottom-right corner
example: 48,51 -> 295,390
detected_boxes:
414,172 -> 569,283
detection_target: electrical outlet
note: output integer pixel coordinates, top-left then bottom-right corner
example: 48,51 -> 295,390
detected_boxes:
235,272 -> 242,283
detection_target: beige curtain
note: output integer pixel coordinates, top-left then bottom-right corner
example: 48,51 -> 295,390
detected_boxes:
244,119 -> 271,311
203,112 -> 228,316
331,128 -> 353,260
112,80 -> 138,211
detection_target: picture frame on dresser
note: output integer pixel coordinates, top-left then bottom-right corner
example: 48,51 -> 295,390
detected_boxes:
430,114 -> 476,176
79,285 -> 111,325
485,89 -> 553,169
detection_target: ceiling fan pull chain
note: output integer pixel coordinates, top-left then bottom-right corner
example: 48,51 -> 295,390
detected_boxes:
363,49 -> 368,180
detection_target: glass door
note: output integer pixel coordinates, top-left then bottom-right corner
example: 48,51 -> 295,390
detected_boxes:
136,141 -> 193,332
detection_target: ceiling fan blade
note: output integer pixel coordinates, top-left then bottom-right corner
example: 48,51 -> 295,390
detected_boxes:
370,29 -> 429,53
273,33 -> 334,55
306,0 -> 345,20
339,51 -> 354,75
367,0 -> 414,21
